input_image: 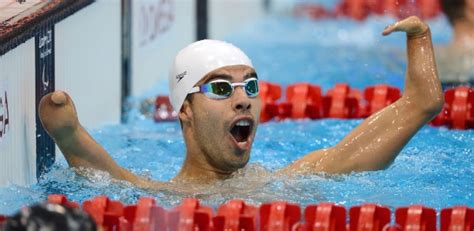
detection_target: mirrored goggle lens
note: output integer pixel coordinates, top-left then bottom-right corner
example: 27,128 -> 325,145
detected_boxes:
211,81 -> 233,96
204,81 -> 233,99
244,79 -> 259,97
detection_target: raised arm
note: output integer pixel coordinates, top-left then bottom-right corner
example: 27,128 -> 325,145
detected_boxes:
39,91 -> 163,189
279,16 -> 444,175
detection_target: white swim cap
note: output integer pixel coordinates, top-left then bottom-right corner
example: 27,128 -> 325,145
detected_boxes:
169,39 -> 253,111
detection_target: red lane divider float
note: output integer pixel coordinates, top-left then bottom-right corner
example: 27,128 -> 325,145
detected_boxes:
441,206 -> 474,231
152,83 -> 473,130
47,193 -> 80,208
293,3 -> 334,20
430,86 -> 474,129
416,0 -> 442,19
444,87 -> 474,129
120,197 -> 166,231
301,202 -> 345,231
0,215 -> 6,228
294,0 -> 441,21
214,199 -> 258,231
396,205 -> 437,231
82,195 -> 125,230
259,81 -> 282,123
350,204 -> 391,231
324,83 -> 361,119
282,83 -> 324,120
167,198 -> 213,231
1,195 -> 474,231
363,84 -> 401,117
260,201 -> 301,231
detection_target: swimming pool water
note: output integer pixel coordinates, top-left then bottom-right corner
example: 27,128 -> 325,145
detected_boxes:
1,14 -> 472,215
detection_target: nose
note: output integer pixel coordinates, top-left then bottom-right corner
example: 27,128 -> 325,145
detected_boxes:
231,87 -> 251,112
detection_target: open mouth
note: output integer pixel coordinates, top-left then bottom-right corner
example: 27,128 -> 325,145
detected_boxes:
230,119 -> 253,143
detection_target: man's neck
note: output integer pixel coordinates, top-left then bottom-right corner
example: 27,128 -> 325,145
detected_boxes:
172,150 -> 234,184
452,20 -> 474,49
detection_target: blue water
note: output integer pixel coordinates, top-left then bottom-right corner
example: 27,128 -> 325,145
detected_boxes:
1,15 -> 473,215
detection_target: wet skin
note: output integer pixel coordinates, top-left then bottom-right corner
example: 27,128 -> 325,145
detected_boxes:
39,16 -> 443,190
174,65 -> 261,183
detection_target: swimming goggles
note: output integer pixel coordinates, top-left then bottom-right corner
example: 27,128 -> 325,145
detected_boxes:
189,77 -> 259,99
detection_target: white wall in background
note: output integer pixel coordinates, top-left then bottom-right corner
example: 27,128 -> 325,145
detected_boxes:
0,39 -> 37,186
55,0 -> 121,128
268,0 -> 295,15
131,0 -> 268,92
131,0 -> 195,96
209,0 -> 266,39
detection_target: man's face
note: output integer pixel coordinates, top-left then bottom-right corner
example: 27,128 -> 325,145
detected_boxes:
185,65 -> 261,173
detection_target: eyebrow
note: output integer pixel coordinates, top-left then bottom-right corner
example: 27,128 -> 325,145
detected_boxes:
205,74 -> 233,82
244,72 -> 258,80
205,72 -> 258,83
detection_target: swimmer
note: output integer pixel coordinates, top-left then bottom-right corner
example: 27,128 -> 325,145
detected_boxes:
38,16 -> 443,190
436,0 -> 474,88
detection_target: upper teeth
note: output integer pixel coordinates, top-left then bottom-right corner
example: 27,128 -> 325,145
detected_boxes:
236,120 -> 250,126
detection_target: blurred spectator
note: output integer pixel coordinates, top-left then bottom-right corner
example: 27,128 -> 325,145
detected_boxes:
436,0 -> 474,88
2,203 -> 97,231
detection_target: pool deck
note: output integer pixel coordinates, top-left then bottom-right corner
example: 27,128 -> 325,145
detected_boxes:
0,0 -> 49,25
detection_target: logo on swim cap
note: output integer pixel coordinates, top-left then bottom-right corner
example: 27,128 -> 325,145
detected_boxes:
176,71 -> 187,83
169,39 -> 253,111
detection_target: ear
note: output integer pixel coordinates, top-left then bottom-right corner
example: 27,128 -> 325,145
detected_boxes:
179,99 -> 193,124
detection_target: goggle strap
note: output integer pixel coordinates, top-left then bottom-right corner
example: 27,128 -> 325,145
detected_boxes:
189,86 -> 200,94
